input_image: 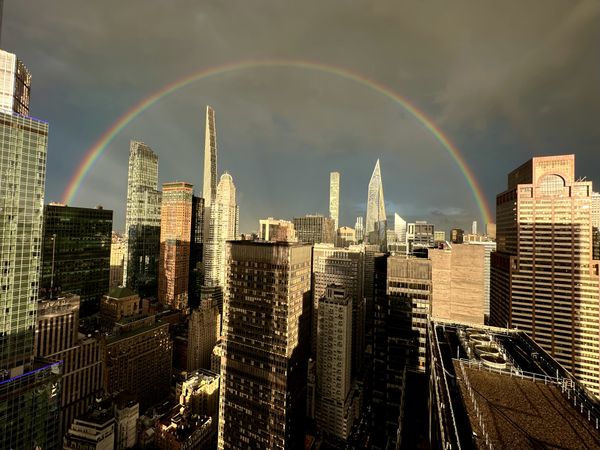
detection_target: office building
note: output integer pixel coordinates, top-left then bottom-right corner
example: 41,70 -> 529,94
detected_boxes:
372,254 -> 431,448
189,195 -> 205,307
63,405 -> 115,450
110,232 -> 125,290
337,226 -> 356,247
430,244 -> 485,324
486,222 -> 496,239
316,285 -> 358,442
450,228 -> 464,244
158,182 -> 193,310
430,321 -> 600,449
218,241 -> 312,449
123,141 -> 161,298
0,49 -> 63,450
204,173 -> 238,288
465,239 -> 496,317
407,221 -> 435,251
188,298 -> 221,371
103,315 -> 172,410
490,155 -> 600,396
0,49 -> 30,115
100,286 -> 140,329
114,394 -> 139,450
293,214 -> 335,244
365,159 -> 386,245
259,217 -> 296,242
312,244 -> 364,377
394,213 -> 407,243
433,230 -> 446,243
329,171 -> 340,229
355,216 -> 364,243
593,192 -> 600,260
40,204 -> 112,315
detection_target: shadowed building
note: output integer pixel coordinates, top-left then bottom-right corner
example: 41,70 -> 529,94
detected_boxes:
40,204 -> 112,316
293,214 -> 335,245
218,241 -> 312,449
490,155 -> 600,396
109,232 -> 125,290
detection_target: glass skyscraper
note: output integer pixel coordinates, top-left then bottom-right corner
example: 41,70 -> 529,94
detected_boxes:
365,159 -> 386,246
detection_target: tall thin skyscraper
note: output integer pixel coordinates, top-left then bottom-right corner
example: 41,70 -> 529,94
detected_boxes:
365,159 -> 386,245
329,171 -> 340,230
490,155 -> 600,396
355,216 -> 364,242
203,106 -> 217,207
219,241 -> 311,449
471,220 -> 478,235
0,48 -> 62,450
123,141 -> 161,297
204,173 -> 238,289
158,182 -> 193,310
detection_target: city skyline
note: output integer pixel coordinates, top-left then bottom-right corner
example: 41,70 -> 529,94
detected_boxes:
3,1 -> 598,233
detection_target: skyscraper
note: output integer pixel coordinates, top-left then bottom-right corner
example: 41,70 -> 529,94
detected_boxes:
123,141 -> 161,298
218,241 -> 312,449
490,155 -> 600,396
158,182 -> 193,310
355,216 -> 364,242
365,159 -> 386,245
0,49 -> 62,450
110,232 -> 125,289
329,171 -> 340,230
0,49 -> 30,115
293,214 -> 336,245
204,173 -> 238,289
394,213 -> 407,244
203,106 -> 217,208
40,204 -> 112,315
471,220 -> 478,235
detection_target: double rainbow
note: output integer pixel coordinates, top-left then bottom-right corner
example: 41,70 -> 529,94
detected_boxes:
61,59 -> 492,224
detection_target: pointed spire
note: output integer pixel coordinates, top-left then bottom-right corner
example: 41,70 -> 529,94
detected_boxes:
365,159 -> 387,241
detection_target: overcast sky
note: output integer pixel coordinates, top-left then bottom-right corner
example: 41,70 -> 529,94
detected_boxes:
3,1 -> 599,233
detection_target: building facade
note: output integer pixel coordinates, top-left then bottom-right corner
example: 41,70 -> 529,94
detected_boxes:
490,155 -> 600,396
259,217 -> 296,242
293,214 -> 335,245
218,241 -> 312,449
40,204 -> 112,316
365,159 -> 386,245
329,171 -> 340,230
0,49 -> 30,115
110,232 -> 125,290
123,141 -> 161,298
158,182 -> 193,310
188,298 -> 221,371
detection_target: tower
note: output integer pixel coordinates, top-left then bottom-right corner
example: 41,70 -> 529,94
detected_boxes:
394,213 -> 407,244
490,155 -> 600,396
203,106 -> 217,207
158,182 -> 193,310
123,141 -> 161,297
365,159 -> 386,245
329,171 -> 340,230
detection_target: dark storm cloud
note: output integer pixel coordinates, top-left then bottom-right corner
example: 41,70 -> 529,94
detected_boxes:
3,0 -> 599,232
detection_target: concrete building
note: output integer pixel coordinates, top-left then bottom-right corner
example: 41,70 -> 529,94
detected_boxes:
312,244 -> 364,377
123,141 -> 161,298
329,171 -> 340,230
259,217 -> 296,242
218,241 -> 312,449
158,182 -> 193,310
110,232 -> 125,290
178,369 -> 220,421
430,244 -> 486,324
63,406 -> 115,450
293,214 -> 335,245
355,216 -> 364,243
337,226 -> 356,247
365,159 -> 386,245
486,222 -> 496,239
407,221 -> 435,251
35,294 -> 104,437
394,213 -> 407,244
114,394 -> 139,450
40,204 -> 112,316
429,321 -> 600,449
490,155 -> 600,396
316,285 -> 358,441
464,239 -> 497,317
433,230 -> 446,243
100,287 -> 141,329
187,298 -> 220,371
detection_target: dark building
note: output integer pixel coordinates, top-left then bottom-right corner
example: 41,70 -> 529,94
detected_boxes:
40,204 -> 112,316
189,195 -> 205,308
218,241 -> 312,449
450,228 -> 464,244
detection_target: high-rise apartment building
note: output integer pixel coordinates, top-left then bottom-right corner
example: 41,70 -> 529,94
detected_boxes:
465,239 -> 496,317
158,182 -> 193,310
316,285 -> 358,441
189,195 -> 205,307
312,244 -> 364,377
329,171 -> 340,230
471,220 -> 477,235
40,204 -> 112,315
430,244 -> 485,324
365,159 -> 386,245
188,298 -> 221,371
337,226 -> 355,247
203,106 -> 217,208
204,173 -> 238,288
35,294 -> 104,437
593,192 -> 600,260
123,141 -> 161,298
0,49 -> 30,115
293,214 -> 335,245
490,155 -> 600,396
0,50 -> 62,450
218,241 -> 312,449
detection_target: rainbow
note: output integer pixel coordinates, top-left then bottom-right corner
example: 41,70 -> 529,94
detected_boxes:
62,59 -> 493,223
